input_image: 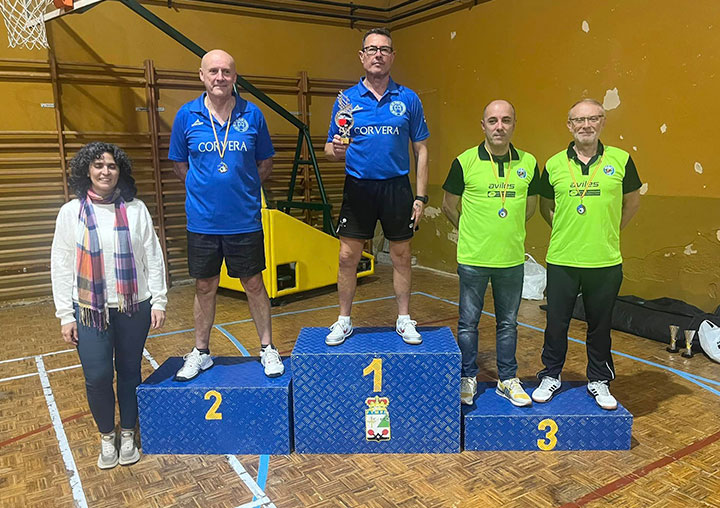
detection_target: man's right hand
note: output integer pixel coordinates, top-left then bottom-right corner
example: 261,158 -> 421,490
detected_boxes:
330,135 -> 349,159
61,322 -> 78,346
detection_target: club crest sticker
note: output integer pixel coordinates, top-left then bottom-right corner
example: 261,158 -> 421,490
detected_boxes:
389,100 -> 406,116
516,168 -> 527,179
365,395 -> 391,441
233,117 -> 249,132
603,165 -> 615,176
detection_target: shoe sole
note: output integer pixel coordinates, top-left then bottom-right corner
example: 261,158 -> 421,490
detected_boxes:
496,388 -> 532,407
119,451 -> 141,466
396,329 -> 422,345
587,389 -> 617,410
531,387 -> 559,404
174,362 -> 214,382
264,367 -> 285,378
460,396 -> 475,406
326,328 -> 353,346
97,456 -> 119,469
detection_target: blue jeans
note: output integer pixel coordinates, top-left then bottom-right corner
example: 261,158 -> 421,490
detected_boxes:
457,263 -> 524,380
75,300 -> 151,434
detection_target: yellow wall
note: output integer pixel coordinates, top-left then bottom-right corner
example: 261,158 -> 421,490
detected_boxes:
391,0 -> 720,311
1,0 -> 718,309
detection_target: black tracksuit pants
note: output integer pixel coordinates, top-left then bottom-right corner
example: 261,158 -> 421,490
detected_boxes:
538,263 -> 623,383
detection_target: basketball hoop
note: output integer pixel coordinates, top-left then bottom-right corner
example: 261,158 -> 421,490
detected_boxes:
0,0 -> 72,50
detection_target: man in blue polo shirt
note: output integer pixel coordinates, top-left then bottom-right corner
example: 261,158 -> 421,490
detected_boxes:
168,49 -> 284,379
324,28 -> 430,346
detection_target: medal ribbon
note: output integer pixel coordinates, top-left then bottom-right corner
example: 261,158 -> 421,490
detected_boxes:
566,145 -> 606,206
486,144 -> 512,211
207,97 -> 232,164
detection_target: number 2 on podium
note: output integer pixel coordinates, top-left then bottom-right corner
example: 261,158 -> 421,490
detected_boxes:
537,418 -> 558,450
363,358 -> 383,392
204,390 -> 223,420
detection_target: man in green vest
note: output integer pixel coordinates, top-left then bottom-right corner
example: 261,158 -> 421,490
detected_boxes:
531,98 -> 641,410
442,99 -> 540,406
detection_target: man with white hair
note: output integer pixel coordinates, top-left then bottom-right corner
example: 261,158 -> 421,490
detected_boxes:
532,98 -> 641,410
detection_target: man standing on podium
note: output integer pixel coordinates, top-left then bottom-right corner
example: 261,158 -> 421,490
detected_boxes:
531,98 -> 641,410
324,28 -> 430,346
168,49 -> 284,380
442,100 -> 540,407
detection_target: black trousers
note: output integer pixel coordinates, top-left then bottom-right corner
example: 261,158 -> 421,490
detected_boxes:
538,263 -> 623,383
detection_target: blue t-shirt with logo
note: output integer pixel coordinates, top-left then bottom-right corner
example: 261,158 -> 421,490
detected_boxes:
169,93 -> 275,234
326,78 -> 429,180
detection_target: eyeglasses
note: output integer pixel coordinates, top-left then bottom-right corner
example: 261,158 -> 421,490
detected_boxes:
569,115 -> 604,126
362,45 -> 394,56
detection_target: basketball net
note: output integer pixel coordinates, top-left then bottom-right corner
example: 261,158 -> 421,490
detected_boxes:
0,0 -> 72,49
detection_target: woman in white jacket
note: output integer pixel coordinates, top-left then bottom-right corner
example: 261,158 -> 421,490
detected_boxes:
51,142 -> 167,469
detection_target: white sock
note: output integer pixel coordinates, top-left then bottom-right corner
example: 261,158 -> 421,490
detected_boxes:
397,314 -> 410,322
338,315 -> 351,324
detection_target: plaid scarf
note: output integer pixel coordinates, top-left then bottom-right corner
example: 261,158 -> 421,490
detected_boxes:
76,188 -> 139,329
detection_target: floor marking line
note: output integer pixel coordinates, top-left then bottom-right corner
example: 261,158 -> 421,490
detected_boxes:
414,291 -> 720,396
560,428 -> 720,507
35,355 -> 88,508
235,497 -> 274,508
0,372 -> 38,383
215,325 -> 272,506
142,348 -> 160,370
0,348 -> 75,365
0,410 -> 90,449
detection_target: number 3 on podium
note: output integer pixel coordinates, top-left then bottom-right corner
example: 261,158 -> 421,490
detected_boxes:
204,390 -> 223,420
537,418 -> 558,450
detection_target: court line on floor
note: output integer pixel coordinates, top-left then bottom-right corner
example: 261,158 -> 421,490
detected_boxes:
560,428 -> 720,507
35,355 -> 88,508
0,348 -> 76,365
214,324 -> 274,508
0,410 -> 90,449
0,364 -> 82,384
414,291 -> 720,396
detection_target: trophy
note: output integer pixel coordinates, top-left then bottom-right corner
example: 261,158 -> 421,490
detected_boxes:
666,325 -> 680,353
334,91 -> 355,144
682,329 -> 696,358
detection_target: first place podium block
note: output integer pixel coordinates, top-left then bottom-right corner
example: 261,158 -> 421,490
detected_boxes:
463,382 -> 633,451
137,357 -> 292,455
292,327 -> 461,454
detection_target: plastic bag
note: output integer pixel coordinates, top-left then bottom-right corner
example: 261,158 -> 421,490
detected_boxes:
699,319 -> 720,363
522,253 -> 546,300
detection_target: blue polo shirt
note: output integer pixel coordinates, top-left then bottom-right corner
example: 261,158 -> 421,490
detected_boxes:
169,92 -> 275,234
326,78 -> 429,180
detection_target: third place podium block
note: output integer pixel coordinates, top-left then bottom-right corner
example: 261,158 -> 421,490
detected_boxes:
463,382 -> 633,451
137,356 -> 292,455
291,327 -> 461,454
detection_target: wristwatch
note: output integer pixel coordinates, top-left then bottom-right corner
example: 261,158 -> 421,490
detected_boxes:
415,195 -> 428,204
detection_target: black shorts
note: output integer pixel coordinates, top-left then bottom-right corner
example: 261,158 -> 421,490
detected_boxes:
187,230 -> 266,279
337,174 -> 414,241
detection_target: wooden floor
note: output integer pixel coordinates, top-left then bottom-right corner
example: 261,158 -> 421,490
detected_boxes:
1,265 -> 719,508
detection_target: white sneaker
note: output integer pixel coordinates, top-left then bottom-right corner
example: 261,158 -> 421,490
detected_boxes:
496,378 -> 532,407
460,376 -> 477,405
587,380 -> 618,410
531,376 -> 561,403
396,318 -> 422,345
260,345 -> 285,378
118,429 -> 140,466
97,432 -> 118,470
175,347 -> 213,381
326,318 -> 353,346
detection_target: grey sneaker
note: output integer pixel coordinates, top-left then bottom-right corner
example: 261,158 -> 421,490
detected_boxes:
460,376 -> 477,405
175,347 -> 213,381
587,380 -> 618,410
260,345 -> 285,378
531,376 -> 562,403
97,432 -> 118,470
118,429 -> 140,466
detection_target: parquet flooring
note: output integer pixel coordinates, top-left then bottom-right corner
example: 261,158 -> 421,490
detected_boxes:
1,265 -> 719,507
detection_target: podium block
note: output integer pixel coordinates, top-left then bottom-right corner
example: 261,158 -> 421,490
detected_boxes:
291,327 -> 461,454
463,382 -> 633,451
137,356 -> 292,455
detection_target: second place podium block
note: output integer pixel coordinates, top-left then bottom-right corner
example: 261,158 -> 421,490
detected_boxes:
137,356 -> 292,455
291,326 -> 461,454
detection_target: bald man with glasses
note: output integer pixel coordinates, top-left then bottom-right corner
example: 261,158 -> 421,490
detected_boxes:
532,98 -> 641,410
324,27 -> 430,347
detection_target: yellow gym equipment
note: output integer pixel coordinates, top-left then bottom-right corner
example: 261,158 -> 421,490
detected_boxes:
219,204 -> 374,300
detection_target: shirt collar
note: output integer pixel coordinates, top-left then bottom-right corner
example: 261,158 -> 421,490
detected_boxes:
566,140 -> 605,162
357,76 -> 399,98
190,91 -> 247,119
478,142 -> 519,162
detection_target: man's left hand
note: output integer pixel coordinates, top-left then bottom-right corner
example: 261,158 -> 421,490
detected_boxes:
411,199 -> 425,230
